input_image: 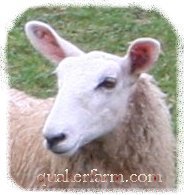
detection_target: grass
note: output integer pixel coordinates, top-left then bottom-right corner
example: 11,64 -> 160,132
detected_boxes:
7,6 -> 177,131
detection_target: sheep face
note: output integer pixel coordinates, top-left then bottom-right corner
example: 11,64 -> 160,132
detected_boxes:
25,21 -> 160,155
43,52 -> 133,155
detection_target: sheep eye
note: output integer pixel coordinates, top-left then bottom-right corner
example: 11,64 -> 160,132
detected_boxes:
97,77 -> 117,89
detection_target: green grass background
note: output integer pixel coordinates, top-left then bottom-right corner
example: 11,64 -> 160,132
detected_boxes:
7,6 -> 177,131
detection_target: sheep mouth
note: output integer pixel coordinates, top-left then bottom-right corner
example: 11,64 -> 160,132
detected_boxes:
45,140 -> 80,156
51,148 -> 71,155
51,146 -> 79,156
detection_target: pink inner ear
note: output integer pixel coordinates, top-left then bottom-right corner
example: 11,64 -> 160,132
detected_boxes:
130,44 -> 152,73
33,26 -> 65,61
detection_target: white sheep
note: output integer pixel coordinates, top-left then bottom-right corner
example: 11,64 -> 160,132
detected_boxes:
9,21 -> 176,190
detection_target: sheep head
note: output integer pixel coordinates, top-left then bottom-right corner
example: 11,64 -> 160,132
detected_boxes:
25,21 -> 160,155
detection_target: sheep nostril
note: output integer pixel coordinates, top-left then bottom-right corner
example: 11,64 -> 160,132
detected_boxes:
45,133 -> 67,148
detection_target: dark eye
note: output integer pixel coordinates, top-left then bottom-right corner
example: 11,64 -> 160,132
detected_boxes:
97,77 -> 117,89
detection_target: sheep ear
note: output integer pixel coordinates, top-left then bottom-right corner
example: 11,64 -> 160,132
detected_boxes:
127,38 -> 161,75
25,21 -> 84,65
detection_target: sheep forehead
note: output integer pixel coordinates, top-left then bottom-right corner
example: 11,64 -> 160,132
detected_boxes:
56,51 -> 122,88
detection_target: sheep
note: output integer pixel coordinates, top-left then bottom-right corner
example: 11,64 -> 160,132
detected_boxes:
9,21 -> 176,190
